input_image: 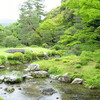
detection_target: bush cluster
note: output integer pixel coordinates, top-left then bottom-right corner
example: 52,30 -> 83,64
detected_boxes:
0,55 -> 7,65
13,52 -> 24,61
80,51 -> 93,65
42,43 -> 48,48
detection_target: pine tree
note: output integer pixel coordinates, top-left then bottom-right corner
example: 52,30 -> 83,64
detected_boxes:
18,0 -> 45,45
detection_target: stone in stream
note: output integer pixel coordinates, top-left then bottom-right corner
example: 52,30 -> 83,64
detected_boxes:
4,86 -> 15,93
42,87 -> 57,95
50,75 -> 60,80
32,71 -> 49,78
22,73 -> 33,80
0,76 -> 4,84
58,73 -> 71,83
25,64 -> 40,71
71,78 -> 83,84
0,65 -> 5,69
4,75 -> 23,84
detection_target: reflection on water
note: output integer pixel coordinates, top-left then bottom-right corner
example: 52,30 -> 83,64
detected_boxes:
0,65 -> 100,100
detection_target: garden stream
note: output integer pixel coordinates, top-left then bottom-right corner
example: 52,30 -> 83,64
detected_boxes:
0,64 -> 100,100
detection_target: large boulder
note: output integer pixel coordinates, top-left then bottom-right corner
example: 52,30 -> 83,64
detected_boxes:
4,75 -> 23,84
25,64 -> 40,71
58,73 -> 71,83
5,86 -> 15,93
71,78 -> 83,84
5,49 -> 25,54
42,87 -> 57,95
32,71 -> 49,78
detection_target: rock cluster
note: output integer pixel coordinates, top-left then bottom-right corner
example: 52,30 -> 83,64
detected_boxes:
50,74 -> 84,84
0,75 -> 22,84
24,64 -> 49,79
42,87 -> 57,95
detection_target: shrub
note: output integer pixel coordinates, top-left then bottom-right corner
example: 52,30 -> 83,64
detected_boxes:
52,51 -> 59,55
32,53 -> 37,60
70,72 -> 83,80
42,43 -> 48,48
75,64 -> 81,68
57,50 -> 65,56
16,44 -> 26,48
93,50 -> 100,63
0,55 -> 7,65
80,51 -> 93,65
71,44 -> 81,56
9,60 -> 22,65
4,36 -> 20,47
24,54 -> 32,62
25,50 -> 33,57
55,58 -> 61,61
0,59 -> 2,65
13,52 -> 24,62
30,45 -> 38,47
16,77 -> 23,83
37,52 -> 45,59
95,63 -> 100,69
52,44 -> 62,50
48,66 -> 61,75
84,75 -> 100,89
7,54 -> 13,60
63,60 -> 70,63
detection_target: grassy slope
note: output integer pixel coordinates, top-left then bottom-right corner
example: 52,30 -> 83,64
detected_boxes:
33,55 -> 100,88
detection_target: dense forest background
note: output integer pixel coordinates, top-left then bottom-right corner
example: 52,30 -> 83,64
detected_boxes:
0,0 -> 100,54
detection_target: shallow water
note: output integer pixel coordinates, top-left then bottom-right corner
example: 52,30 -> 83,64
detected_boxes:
0,65 -> 100,100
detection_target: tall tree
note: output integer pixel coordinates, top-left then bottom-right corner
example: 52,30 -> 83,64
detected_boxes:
18,0 -> 45,45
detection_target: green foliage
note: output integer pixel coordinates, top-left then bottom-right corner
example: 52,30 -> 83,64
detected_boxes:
25,50 -> 33,57
37,52 -> 45,59
0,55 -> 7,65
52,44 -> 62,50
48,66 -> 61,75
71,44 -> 81,55
42,43 -> 48,48
95,63 -> 100,69
7,55 -> 13,60
84,75 -> 100,89
13,52 -> 24,62
93,50 -> 100,63
75,64 -> 81,68
70,72 -> 83,81
9,60 -> 22,65
32,53 -> 37,60
24,54 -> 32,62
16,77 -> 23,83
30,45 -> 38,47
80,51 -> 93,65
0,97 -> 4,100
4,36 -> 20,47
55,58 -> 61,61
18,0 -> 45,45
16,44 -> 26,48
0,59 -> 2,66
48,51 -> 59,56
